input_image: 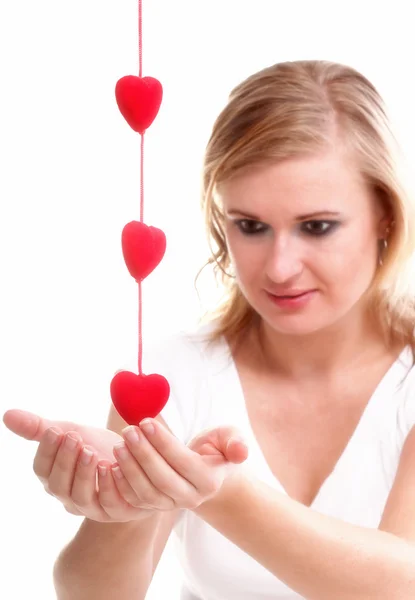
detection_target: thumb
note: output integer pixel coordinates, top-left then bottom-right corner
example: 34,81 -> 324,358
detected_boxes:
3,409 -> 58,441
216,427 -> 249,464
225,436 -> 249,464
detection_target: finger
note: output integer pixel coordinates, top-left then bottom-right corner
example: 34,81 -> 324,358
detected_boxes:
112,439 -> 177,510
70,446 -> 107,519
47,431 -> 83,498
64,504 -> 84,516
33,427 -> 65,484
121,423 -> 215,501
109,462 -> 153,509
109,461 -> 169,512
212,426 -> 249,461
132,420 -> 218,494
97,461 -> 142,520
225,438 -> 249,463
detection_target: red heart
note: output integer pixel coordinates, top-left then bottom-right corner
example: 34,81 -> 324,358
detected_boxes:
115,76 -> 163,134
122,221 -> 166,282
110,370 -> 170,425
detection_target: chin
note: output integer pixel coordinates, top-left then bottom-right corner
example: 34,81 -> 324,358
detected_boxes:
253,300 -> 337,338
259,303 -> 358,338
263,317 -> 329,337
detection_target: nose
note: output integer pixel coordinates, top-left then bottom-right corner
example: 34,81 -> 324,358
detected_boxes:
264,237 -> 304,283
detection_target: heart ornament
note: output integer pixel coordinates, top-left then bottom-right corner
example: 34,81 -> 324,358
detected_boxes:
110,370 -> 170,425
122,221 -> 166,282
115,75 -> 163,134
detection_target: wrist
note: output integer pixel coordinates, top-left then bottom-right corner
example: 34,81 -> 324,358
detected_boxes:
194,466 -> 247,517
133,509 -> 162,525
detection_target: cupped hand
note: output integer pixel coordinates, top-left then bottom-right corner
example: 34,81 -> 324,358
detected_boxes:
3,408 -> 157,522
3,409 -> 249,522
109,418 -> 249,511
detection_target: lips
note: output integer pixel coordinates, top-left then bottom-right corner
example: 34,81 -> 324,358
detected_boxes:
265,289 -> 316,309
267,290 -> 312,298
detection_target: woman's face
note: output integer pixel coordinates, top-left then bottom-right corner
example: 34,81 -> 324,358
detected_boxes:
219,150 -> 389,336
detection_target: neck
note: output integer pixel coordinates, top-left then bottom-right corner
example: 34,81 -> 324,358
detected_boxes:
251,304 -> 396,380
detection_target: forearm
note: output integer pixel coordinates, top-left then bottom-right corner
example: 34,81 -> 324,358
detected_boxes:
54,514 -> 161,600
194,471 -> 415,600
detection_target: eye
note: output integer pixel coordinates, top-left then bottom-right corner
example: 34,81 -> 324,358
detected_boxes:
301,220 -> 338,236
235,219 -> 268,235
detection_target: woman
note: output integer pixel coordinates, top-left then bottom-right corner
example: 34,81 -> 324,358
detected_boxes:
4,60 -> 415,599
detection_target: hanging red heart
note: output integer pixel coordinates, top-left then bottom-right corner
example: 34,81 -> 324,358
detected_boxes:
110,370 -> 170,425
115,76 -> 163,134
122,221 -> 166,282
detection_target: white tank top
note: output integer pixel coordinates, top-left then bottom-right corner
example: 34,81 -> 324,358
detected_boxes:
123,322 -> 415,600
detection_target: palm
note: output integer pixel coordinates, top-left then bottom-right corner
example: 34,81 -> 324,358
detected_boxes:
3,409 -> 122,462
61,423 -> 122,462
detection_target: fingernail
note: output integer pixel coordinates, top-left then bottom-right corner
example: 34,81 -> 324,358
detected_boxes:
114,441 -> 129,459
80,447 -> 94,466
122,426 -> 140,444
65,433 -> 79,450
45,428 -> 60,444
111,465 -> 124,479
140,419 -> 155,435
98,464 -> 107,477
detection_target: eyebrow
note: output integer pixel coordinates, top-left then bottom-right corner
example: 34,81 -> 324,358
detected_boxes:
226,209 -> 342,220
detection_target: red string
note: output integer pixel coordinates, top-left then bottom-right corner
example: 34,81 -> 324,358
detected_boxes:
138,0 -> 142,78
138,0 -> 144,375
138,278 -> 143,375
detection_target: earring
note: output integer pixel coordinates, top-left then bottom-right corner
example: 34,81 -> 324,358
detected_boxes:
378,220 -> 394,266
378,238 -> 388,266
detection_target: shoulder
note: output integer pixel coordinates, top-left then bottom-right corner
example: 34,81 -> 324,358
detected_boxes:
379,351 -> 415,541
396,348 -> 415,437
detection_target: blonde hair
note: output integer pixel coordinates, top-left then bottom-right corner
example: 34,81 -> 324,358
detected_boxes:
195,60 -> 415,354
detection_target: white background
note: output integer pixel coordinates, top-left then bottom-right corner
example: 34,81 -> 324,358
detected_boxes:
1,1 -> 415,598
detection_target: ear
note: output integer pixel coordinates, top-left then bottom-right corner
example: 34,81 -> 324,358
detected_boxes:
372,189 -> 393,238
375,202 -> 394,238
377,216 -> 393,239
